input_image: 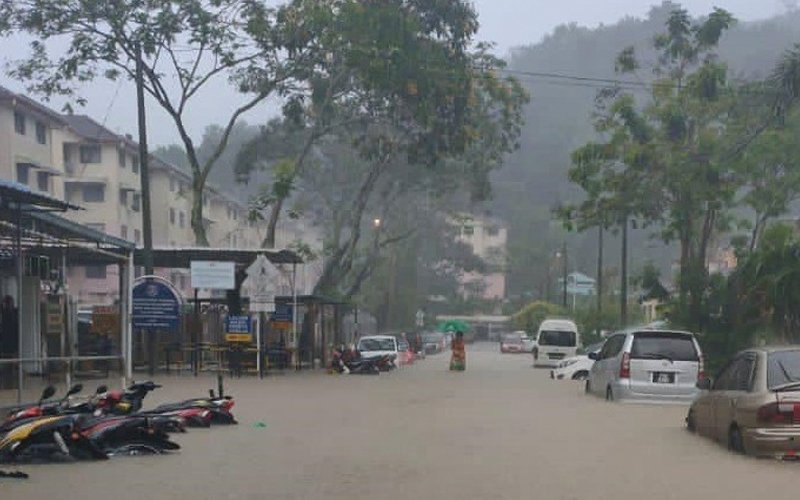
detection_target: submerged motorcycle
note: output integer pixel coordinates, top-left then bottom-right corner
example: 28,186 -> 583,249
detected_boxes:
331,346 -> 380,375
97,381 -> 236,426
0,386 -> 180,462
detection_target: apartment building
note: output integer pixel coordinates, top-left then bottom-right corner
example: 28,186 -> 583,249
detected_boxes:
0,86 -> 67,198
454,215 -> 508,301
0,85 -> 327,304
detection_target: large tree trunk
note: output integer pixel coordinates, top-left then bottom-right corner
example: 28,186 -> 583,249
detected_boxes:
261,197 -> 285,249
190,180 -> 210,246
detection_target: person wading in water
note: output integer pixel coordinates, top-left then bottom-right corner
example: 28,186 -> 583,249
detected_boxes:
450,331 -> 466,371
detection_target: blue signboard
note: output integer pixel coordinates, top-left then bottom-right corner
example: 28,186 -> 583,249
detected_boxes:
132,278 -> 181,331
226,315 -> 251,334
270,304 -> 293,322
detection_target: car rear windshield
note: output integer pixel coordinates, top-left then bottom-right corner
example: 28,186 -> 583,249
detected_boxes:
630,332 -> 698,362
538,330 -> 576,347
502,334 -> 522,343
767,350 -> 800,389
359,338 -> 395,351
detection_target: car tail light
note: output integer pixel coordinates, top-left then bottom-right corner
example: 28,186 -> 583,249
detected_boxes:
698,354 -> 706,381
619,352 -> 631,379
757,402 -> 800,424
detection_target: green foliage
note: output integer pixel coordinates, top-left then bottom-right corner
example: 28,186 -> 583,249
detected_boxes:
511,301 -> 568,334
565,7 -> 739,329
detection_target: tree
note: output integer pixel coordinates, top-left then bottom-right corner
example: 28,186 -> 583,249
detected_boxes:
1,0 -> 319,245
565,7 -> 738,329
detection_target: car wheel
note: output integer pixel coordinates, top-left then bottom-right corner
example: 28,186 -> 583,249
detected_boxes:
605,386 -> 614,402
572,370 -> 589,381
686,410 -> 696,433
728,425 -> 745,454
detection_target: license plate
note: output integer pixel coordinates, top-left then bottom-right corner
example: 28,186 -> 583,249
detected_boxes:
653,372 -> 675,384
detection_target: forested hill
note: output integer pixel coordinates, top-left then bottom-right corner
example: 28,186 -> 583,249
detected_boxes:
496,1 -> 800,298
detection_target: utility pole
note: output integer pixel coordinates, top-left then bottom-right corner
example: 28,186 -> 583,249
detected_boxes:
136,43 -> 156,375
597,225 -> 603,315
136,44 -> 153,275
620,216 -> 628,327
561,241 -> 568,308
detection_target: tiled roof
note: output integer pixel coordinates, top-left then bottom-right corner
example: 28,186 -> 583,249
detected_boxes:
0,84 -> 67,125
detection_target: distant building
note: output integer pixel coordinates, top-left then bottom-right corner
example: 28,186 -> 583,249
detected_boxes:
453,215 -> 507,301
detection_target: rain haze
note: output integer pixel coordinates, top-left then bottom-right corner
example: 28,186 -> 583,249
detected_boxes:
0,0 -> 787,145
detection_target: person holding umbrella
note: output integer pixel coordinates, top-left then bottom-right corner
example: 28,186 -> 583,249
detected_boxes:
450,331 -> 466,371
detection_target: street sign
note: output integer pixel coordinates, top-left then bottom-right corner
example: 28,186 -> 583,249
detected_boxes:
225,315 -> 252,343
132,277 -> 181,331
270,304 -> 293,322
226,315 -> 251,334
243,254 -> 274,312
190,261 -> 235,290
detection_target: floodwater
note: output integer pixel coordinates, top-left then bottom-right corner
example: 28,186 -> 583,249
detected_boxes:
3,343 -> 800,499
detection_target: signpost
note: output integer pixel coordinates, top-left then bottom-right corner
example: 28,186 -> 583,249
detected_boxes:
225,315 -> 252,343
132,276 -> 182,376
190,261 -> 235,290
243,255 -> 274,313
189,260 -> 235,376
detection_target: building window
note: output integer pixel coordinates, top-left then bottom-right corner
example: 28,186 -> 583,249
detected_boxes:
131,156 -> 139,174
179,212 -> 185,228
169,178 -> 175,192
14,111 -> 25,135
134,229 -> 141,244
120,225 -> 128,240
486,225 -> 500,237
169,208 -> 175,224
36,171 -> 49,192
79,144 -> 102,164
15,164 -> 29,185
131,193 -> 141,212
82,184 -> 105,203
462,225 -> 474,236
35,122 -> 46,145
119,189 -> 127,207
118,149 -> 126,168
86,265 -> 107,280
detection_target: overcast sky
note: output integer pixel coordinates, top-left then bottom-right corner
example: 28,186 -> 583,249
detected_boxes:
0,0 -> 788,147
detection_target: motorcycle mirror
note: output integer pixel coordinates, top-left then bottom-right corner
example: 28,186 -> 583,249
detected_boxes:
39,385 -> 57,403
96,385 -> 108,394
67,384 -> 83,396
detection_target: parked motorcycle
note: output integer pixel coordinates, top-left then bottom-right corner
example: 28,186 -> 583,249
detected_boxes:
97,382 -> 235,426
0,414 -> 106,462
331,346 -> 380,375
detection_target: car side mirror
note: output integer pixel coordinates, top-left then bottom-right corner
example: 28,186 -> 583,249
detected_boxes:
588,352 -> 599,361
696,378 -> 712,391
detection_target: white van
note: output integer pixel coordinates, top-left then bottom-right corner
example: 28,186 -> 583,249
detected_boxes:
534,319 -> 580,368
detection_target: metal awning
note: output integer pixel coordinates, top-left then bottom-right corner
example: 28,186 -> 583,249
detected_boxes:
133,247 -> 303,268
0,179 -> 80,211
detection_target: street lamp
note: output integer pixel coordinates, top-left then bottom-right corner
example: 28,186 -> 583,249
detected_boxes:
555,243 -> 568,308
373,218 -> 382,228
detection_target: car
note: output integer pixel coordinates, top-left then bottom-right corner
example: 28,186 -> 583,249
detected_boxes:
521,333 -> 536,353
550,341 -> 604,381
422,332 -> 445,354
586,327 -> 704,403
686,347 -> 800,458
533,319 -> 580,367
357,335 -> 399,360
500,332 -> 525,353
396,339 -> 416,366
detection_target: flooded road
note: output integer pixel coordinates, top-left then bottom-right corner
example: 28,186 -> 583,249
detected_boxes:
3,343 -> 800,499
